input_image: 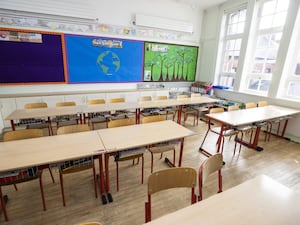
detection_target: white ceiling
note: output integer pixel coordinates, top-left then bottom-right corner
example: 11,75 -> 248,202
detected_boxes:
174,0 -> 228,9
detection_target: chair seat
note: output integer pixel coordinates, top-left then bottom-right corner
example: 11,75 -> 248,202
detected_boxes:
115,148 -> 145,161
0,167 -> 41,185
149,145 -> 175,154
211,127 -> 238,136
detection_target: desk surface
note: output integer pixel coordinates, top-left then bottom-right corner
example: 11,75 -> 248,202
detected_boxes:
145,175 -> 300,225
206,105 -> 300,126
98,120 -> 195,153
0,131 -> 105,172
5,105 -> 82,120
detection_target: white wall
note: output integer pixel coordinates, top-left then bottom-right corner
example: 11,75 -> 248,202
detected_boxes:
0,0 -> 203,96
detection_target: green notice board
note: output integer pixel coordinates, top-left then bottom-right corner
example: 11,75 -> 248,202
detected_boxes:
143,42 -> 198,82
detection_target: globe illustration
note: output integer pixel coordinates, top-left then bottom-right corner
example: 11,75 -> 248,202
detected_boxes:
96,51 -> 120,75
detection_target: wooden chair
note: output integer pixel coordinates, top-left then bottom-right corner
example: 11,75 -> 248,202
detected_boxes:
200,107 -> 238,154
107,118 -> 145,191
154,95 -> 177,120
139,96 -> 157,117
177,95 -> 198,126
145,167 -> 197,222
234,102 -> 257,155
55,101 -> 80,128
188,93 -> 211,126
198,153 -> 223,201
2,129 -> 55,183
141,115 -> 176,173
56,124 -> 97,206
0,129 -> 47,221
86,99 -> 109,130
108,97 -> 133,120
23,102 -> 53,136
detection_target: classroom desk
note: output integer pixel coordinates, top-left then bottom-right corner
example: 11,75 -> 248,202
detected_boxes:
144,174 -> 300,225
137,96 -> 218,124
98,120 -> 195,197
0,131 -> 106,202
5,105 -> 82,131
201,105 -> 300,155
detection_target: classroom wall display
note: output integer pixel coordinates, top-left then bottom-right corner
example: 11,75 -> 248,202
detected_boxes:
65,34 -> 144,83
0,28 -> 66,84
143,42 -> 198,82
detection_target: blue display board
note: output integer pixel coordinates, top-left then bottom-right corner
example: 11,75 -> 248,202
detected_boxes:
65,35 -> 144,83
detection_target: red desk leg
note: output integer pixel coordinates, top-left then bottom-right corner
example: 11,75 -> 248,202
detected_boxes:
136,108 -> 140,124
10,120 -> 15,131
178,138 -> 184,167
177,105 -> 183,124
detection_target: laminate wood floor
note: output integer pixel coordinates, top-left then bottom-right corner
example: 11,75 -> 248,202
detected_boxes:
1,118 -> 300,225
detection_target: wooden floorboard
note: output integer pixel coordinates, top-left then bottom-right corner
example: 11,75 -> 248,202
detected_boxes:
1,118 -> 300,225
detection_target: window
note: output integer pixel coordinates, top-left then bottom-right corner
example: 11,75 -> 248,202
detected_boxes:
218,8 -> 247,88
245,0 -> 290,94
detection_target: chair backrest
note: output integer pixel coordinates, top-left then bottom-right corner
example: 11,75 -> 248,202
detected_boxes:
57,124 -> 90,135
245,102 -> 256,109
56,101 -> 76,107
24,102 -> 48,109
199,153 -> 223,184
147,167 -> 197,195
77,222 -> 102,225
227,105 -> 239,111
177,94 -> 189,99
109,98 -> 125,103
191,93 -> 201,98
141,114 -> 165,124
155,95 -> 168,100
107,118 -> 135,128
3,129 -> 44,142
139,96 -> 152,102
209,107 -> 225,114
87,99 -> 105,105
257,101 -> 268,107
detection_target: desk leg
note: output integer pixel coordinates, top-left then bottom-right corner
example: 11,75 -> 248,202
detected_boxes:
136,108 -> 140,124
10,120 -> 15,131
104,153 -> 113,203
235,126 -> 263,151
177,105 -> 183,124
98,154 -> 108,204
178,138 -> 184,167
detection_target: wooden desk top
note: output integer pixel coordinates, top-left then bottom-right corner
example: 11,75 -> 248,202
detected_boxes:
145,175 -> 300,225
0,131 -> 105,172
206,105 -> 300,126
138,96 -> 218,109
98,120 -> 195,153
5,105 -> 82,120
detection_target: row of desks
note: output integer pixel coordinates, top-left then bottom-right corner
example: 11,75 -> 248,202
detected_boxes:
0,120 -> 195,203
5,96 -> 218,129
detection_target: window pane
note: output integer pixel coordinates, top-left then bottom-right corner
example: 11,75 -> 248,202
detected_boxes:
288,82 -> 300,96
295,53 -> 300,75
262,1 -> 276,16
259,15 -> 273,29
273,12 -> 287,27
276,0 -> 289,12
248,79 -> 270,91
239,9 -> 246,21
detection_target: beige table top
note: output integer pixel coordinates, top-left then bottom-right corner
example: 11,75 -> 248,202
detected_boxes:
144,174 -> 300,225
138,96 -> 218,109
0,130 -> 105,173
5,105 -> 82,120
98,120 -> 195,153
82,102 -> 138,114
206,105 -> 300,126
